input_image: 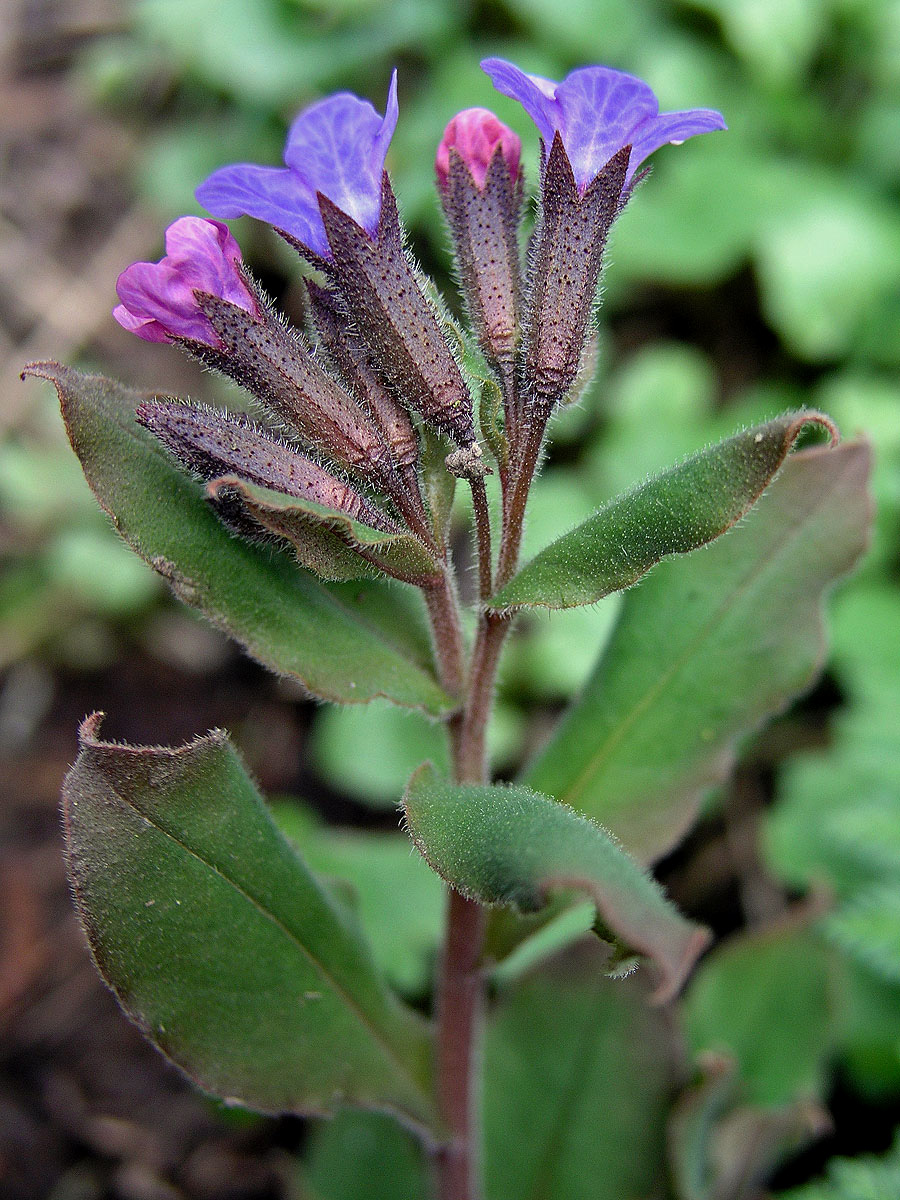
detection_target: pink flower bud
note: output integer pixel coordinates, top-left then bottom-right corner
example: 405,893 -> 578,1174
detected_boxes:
113,217 -> 258,346
435,108 -> 522,191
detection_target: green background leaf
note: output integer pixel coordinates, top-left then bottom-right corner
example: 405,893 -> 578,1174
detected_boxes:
683,914 -> 839,1107
483,957 -> 679,1200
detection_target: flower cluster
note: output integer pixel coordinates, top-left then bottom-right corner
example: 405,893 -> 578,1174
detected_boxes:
114,58 -> 724,605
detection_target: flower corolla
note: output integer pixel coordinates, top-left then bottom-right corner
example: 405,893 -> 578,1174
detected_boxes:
196,73 -> 399,258
481,58 -> 726,190
113,217 -> 257,345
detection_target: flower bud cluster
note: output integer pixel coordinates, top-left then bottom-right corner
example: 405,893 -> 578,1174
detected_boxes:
113,58 -> 724,592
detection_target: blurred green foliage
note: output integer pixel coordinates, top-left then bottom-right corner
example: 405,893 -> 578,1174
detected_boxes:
8,0 -> 900,1189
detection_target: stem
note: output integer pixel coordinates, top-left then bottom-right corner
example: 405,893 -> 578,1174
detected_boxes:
495,414 -> 547,589
428,375 -> 537,1200
423,572 -> 466,701
434,889 -> 487,1200
469,477 -> 493,601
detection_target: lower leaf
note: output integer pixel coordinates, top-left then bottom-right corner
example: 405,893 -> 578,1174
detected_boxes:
484,953 -> 680,1200
63,715 -> 437,1130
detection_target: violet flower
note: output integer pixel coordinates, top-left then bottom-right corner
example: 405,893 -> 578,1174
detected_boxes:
435,108 -> 522,192
481,57 -> 725,190
113,217 -> 257,346
196,73 -> 399,259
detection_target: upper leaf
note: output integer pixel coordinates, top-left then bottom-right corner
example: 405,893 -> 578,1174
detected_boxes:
490,411 -> 837,610
26,363 -> 452,713
63,715 -> 436,1128
403,764 -> 709,1003
208,475 -> 442,585
525,440 -> 872,862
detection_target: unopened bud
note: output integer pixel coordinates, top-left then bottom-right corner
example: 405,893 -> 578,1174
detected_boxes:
306,280 -> 419,470
187,290 -> 394,482
437,110 -> 524,376
136,400 -> 394,531
435,108 -> 521,193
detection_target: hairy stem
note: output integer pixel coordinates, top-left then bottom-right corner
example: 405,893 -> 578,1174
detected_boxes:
429,379 -> 537,1200
495,413 -> 547,589
433,888 -> 487,1200
423,572 -> 466,701
469,477 -> 494,601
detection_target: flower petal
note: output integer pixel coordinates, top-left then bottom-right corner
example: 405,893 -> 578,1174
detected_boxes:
482,56 -> 725,189
628,108 -> 728,172
116,259 -> 215,344
550,66 -> 658,186
481,57 -> 560,146
196,163 -> 327,256
114,217 -> 257,345
283,70 -> 399,236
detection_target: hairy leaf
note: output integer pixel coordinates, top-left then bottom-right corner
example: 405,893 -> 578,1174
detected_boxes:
484,956 -> 679,1200
63,715 -> 436,1127
207,475 -> 442,585
526,441 -> 871,862
26,363 -> 451,713
403,764 -> 709,1002
490,411 -> 837,611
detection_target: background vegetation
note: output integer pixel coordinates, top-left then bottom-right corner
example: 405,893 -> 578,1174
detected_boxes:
3,0 -> 899,1196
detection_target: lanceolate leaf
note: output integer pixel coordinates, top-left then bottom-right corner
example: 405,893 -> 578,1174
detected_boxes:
484,956 -> 679,1200
525,441 -> 871,863
490,411 -> 837,610
207,475 -> 442,585
63,715 -> 436,1128
403,764 -> 709,1002
26,363 -> 451,713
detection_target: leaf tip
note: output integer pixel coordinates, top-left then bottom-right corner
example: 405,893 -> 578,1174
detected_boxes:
650,923 -> 712,1006
78,711 -> 107,747
787,410 -> 840,450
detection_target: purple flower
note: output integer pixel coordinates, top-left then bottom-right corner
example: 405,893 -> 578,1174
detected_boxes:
435,108 -> 522,192
113,217 -> 257,345
481,58 -> 726,190
195,73 -> 399,259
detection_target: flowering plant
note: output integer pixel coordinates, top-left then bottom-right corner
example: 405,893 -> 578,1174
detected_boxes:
26,57 -> 869,1200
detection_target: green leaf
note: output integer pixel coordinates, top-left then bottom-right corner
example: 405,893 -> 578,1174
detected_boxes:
683,913 -> 838,1107
301,1111 -> 429,1200
779,1132 -> 900,1200
269,801 -> 445,996
525,440 -> 871,863
27,363 -> 451,714
403,764 -> 709,1003
208,475 -> 442,585
483,956 -> 679,1200
63,715 -> 436,1128
490,411 -> 837,611
825,885 -> 900,986
418,426 -> 456,554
